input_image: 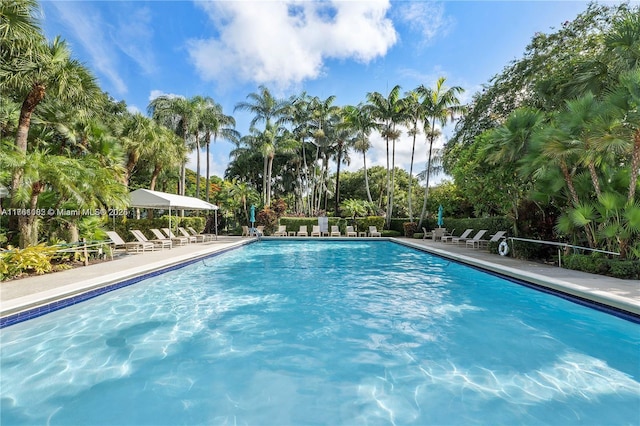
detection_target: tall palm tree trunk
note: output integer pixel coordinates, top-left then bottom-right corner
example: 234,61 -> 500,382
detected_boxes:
385,136 -> 390,227
629,130 -> 640,202
267,154 -> 274,206
150,164 -> 162,191
588,162 -> 602,198
334,147 -> 343,216
418,119 -> 439,229
205,133 -> 211,202
363,151 -> 373,203
560,161 -> 596,248
408,125 -> 418,222
262,156 -> 269,205
301,139 -> 311,215
418,133 -> 435,229
388,136 -> 397,228
195,134 -> 201,198
10,84 -> 46,240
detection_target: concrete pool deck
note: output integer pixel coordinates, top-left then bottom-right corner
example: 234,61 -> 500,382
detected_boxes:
1,236 -> 639,321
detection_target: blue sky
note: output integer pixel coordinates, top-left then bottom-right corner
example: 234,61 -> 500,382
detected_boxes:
39,0 -> 627,183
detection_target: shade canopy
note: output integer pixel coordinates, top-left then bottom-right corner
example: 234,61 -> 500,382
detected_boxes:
129,189 -> 218,210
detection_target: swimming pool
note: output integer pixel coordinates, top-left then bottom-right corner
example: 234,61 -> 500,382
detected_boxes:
1,240 -> 639,424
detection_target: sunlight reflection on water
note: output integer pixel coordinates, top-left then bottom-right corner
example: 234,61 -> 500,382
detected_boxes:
1,240 -> 638,425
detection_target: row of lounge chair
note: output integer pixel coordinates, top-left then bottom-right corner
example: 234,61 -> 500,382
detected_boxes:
105,227 -> 214,253
265,225 -> 382,237
423,227 -> 507,250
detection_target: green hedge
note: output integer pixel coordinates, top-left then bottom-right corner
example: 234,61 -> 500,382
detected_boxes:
382,230 -> 401,237
562,254 -> 640,279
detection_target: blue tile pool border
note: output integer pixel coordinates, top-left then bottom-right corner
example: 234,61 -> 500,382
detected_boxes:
392,240 -> 640,324
0,243 -> 249,328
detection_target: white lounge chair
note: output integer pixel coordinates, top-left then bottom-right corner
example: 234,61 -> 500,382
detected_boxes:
177,227 -> 200,243
242,225 -> 249,237
131,229 -> 172,250
162,228 -> 192,245
274,225 -> 287,237
346,226 -> 357,237
369,226 -> 381,237
187,226 -> 215,242
151,228 -> 187,246
106,231 -> 154,253
330,225 -> 341,237
311,225 -> 321,237
422,227 -> 433,240
297,225 -> 308,237
467,230 -> 507,249
443,228 -> 471,244
453,229 -> 487,246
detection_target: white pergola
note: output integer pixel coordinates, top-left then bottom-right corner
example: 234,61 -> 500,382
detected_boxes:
129,189 -> 219,237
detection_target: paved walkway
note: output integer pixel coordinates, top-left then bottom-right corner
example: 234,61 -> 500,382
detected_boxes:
1,236 -> 639,320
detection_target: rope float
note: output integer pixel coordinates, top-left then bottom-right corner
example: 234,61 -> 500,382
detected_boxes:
498,240 -> 510,256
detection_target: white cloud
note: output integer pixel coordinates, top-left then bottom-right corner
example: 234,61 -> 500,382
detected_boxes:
47,2 -> 157,95
112,5 -> 157,76
395,1 -> 453,46
148,90 -> 185,102
187,0 -> 397,89
127,105 -> 142,115
49,2 -> 128,94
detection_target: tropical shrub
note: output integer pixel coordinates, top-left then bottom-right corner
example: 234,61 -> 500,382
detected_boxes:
562,253 -> 640,279
0,244 -> 59,280
257,207 -> 278,235
403,222 -> 418,237
608,261 -> 640,280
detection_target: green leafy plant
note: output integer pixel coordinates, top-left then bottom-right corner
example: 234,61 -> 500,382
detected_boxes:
0,244 -> 59,280
403,222 -> 418,237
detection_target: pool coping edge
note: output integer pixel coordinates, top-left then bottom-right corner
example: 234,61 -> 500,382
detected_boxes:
394,238 -> 640,317
0,239 -> 253,323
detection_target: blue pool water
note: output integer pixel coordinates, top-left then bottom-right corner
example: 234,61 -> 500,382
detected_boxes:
1,240 -> 639,425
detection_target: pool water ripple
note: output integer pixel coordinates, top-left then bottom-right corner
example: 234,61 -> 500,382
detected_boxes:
1,240 -> 638,425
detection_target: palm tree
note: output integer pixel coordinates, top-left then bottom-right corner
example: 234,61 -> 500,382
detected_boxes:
480,107 -> 545,233
234,85 -> 287,129
285,92 -> 314,215
417,78 -> 465,229
366,85 -> 404,227
146,124 -> 186,191
307,95 -> 340,212
611,69 -> 640,202
2,4 -> 101,245
1,0 -> 40,54
120,113 -> 157,185
403,90 -> 424,222
234,86 -> 288,205
199,101 -> 238,202
343,104 -> 377,204
329,112 -> 356,215
148,95 -> 196,196
569,9 -> 640,202
227,131 -> 264,191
